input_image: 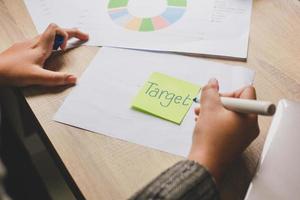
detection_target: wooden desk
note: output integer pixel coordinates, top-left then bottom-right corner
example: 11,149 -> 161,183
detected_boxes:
0,0 -> 299,199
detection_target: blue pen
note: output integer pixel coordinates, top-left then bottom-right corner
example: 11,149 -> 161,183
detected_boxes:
53,34 -> 64,50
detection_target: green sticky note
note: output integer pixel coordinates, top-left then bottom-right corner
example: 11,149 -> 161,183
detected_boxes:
132,72 -> 200,124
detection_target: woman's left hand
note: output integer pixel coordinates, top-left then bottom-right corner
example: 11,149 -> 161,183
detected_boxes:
0,23 -> 89,87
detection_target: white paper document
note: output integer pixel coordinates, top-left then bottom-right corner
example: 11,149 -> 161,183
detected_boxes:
24,0 -> 252,59
54,47 -> 254,156
245,100 -> 300,200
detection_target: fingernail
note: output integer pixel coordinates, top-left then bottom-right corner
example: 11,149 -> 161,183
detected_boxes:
208,78 -> 218,84
66,75 -> 77,84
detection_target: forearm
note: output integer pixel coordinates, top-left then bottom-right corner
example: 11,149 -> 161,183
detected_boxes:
0,55 -> 5,86
130,160 -> 219,200
0,51 -> 16,86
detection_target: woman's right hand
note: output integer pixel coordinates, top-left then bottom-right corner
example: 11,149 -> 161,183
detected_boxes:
188,78 -> 260,183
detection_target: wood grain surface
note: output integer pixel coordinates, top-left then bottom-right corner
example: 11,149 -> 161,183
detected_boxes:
0,0 -> 299,199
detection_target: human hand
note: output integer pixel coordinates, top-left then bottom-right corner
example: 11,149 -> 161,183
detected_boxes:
188,78 -> 260,183
0,23 -> 89,87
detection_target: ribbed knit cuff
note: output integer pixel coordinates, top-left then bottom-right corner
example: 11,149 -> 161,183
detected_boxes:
130,160 -> 219,200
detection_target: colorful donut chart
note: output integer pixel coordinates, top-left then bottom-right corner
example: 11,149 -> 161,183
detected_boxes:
108,0 -> 187,32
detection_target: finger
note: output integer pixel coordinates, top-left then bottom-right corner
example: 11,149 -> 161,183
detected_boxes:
239,86 -> 257,100
55,27 -> 89,50
55,28 -> 69,50
239,86 -> 258,119
65,28 -> 89,41
200,78 -> 222,110
220,86 -> 249,98
38,23 -> 68,51
194,106 -> 201,116
30,67 -> 77,86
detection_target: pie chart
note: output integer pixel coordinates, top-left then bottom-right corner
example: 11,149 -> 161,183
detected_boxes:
108,0 -> 187,32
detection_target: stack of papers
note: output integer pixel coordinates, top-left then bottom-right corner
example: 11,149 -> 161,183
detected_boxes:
245,100 -> 300,199
24,0 -> 255,156
54,47 -> 255,156
24,0 -> 253,59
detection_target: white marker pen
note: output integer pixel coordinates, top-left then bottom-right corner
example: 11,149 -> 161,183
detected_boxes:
193,97 -> 276,116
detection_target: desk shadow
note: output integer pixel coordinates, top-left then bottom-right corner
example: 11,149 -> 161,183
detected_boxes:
23,84 -> 74,97
45,39 -> 88,72
44,47 -> 75,72
219,150 -> 258,200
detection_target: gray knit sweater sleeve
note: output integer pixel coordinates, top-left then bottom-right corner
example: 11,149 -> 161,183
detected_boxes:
130,160 -> 219,200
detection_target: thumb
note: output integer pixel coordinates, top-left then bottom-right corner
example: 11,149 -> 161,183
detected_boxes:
200,78 -> 222,110
38,23 -> 68,51
239,86 -> 257,100
32,67 -> 77,86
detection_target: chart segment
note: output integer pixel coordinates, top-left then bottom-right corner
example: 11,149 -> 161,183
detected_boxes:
167,0 -> 187,7
140,18 -> 154,31
108,0 -> 129,9
108,0 -> 187,32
